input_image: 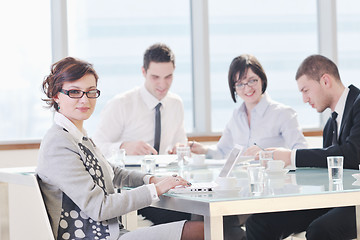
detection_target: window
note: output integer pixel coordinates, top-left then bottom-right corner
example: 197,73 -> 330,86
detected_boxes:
0,0 -> 52,141
2,0 -> 360,143
67,0 -> 193,136
337,0 -> 360,88
208,0 -> 318,131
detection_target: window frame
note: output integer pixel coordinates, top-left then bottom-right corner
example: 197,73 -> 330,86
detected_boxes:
52,0 -> 338,136
1,0 -> 341,147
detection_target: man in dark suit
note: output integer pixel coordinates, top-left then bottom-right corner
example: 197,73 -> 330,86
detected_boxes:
246,54 -> 360,240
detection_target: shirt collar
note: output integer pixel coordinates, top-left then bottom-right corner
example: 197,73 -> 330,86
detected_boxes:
140,85 -> 165,110
334,87 -> 349,119
238,93 -> 270,117
251,93 -> 270,117
53,112 -> 87,143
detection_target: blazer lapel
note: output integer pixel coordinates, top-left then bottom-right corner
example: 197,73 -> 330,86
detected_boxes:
339,85 -> 360,139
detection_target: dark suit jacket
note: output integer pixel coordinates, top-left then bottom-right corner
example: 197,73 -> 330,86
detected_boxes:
296,85 -> 360,169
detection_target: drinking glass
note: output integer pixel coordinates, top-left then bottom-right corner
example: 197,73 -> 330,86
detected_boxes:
247,166 -> 265,195
111,148 -> 126,169
141,156 -> 156,174
327,156 -> 343,183
176,146 -> 191,167
259,150 -> 273,168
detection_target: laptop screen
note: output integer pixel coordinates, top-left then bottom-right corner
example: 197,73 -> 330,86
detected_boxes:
218,145 -> 243,178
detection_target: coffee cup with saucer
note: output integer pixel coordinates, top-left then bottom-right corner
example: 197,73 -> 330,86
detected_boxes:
266,160 -> 289,177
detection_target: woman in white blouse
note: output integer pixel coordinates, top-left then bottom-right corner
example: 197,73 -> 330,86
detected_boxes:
190,54 -> 308,239
191,54 -> 308,159
36,56 -> 204,240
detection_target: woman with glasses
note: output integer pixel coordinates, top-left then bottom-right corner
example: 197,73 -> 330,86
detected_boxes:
36,57 -> 204,240
191,54 -> 307,159
191,54 -> 308,239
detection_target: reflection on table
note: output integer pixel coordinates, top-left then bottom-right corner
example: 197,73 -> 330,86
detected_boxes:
2,163 -> 360,240
127,163 -> 360,240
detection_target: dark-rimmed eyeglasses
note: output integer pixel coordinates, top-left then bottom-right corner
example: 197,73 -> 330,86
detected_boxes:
234,79 -> 259,89
60,89 -> 101,99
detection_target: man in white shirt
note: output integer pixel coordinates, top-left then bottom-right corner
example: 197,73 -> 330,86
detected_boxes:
93,43 -> 190,225
94,43 -> 187,158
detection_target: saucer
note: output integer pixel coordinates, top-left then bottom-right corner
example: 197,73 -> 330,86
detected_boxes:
189,163 -> 208,169
352,173 -> 360,181
265,169 -> 289,177
236,156 -> 255,163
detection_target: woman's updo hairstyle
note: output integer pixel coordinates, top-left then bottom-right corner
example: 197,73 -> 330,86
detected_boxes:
42,57 -> 98,111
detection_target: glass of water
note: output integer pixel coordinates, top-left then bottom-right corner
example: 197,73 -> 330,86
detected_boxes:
259,150 -> 273,169
247,166 -> 265,195
176,146 -> 191,167
111,148 -> 126,169
327,156 -> 344,183
141,156 -> 156,174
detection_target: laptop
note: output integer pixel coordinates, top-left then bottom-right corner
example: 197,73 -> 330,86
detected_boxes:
168,145 -> 244,194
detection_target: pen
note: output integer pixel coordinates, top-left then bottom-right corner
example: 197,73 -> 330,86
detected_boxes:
254,143 -> 265,150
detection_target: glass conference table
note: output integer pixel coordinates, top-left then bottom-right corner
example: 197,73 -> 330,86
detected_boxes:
124,163 -> 360,240
2,164 -> 360,240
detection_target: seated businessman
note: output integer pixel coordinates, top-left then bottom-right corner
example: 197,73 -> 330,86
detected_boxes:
246,54 -> 360,240
93,43 -> 190,225
93,43 -> 187,158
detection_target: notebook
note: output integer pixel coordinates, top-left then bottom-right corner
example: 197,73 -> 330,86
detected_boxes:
168,145 -> 244,194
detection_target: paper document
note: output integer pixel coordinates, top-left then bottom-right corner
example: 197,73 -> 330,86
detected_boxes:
124,155 -> 178,167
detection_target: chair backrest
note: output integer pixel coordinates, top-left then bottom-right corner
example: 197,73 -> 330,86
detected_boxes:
32,174 -> 55,240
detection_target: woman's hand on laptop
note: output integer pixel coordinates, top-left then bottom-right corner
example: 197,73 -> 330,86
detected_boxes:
151,175 -> 192,196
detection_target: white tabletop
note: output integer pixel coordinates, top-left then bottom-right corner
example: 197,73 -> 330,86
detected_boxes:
149,167 -> 360,240
2,166 -> 360,240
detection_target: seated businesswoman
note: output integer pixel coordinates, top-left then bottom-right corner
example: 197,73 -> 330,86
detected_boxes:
190,54 -> 308,159
190,54 -> 308,239
36,57 -> 204,240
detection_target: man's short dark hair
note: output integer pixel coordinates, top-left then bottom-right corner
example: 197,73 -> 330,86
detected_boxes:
143,43 -> 175,71
295,54 -> 341,82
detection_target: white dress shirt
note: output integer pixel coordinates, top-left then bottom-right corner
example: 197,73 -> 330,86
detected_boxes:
93,85 -> 187,157
334,87 -> 349,138
207,94 -> 308,159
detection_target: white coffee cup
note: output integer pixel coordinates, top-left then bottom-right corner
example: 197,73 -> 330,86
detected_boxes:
267,160 -> 285,171
215,176 -> 237,189
192,154 -> 205,165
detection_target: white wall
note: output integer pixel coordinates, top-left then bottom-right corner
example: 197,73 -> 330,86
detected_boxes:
0,149 -> 39,168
